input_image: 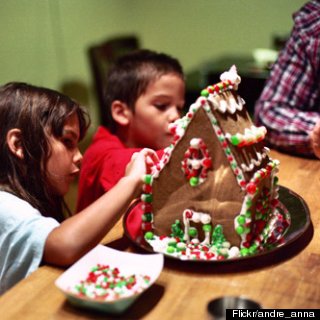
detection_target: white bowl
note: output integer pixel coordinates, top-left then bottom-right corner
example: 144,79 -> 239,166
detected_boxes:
55,245 -> 164,314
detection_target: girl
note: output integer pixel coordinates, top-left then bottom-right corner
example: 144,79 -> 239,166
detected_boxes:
0,82 -> 158,294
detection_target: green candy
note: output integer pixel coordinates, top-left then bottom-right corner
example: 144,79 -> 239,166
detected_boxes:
144,231 -> 154,240
237,215 -> 246,225
142,213 -> 153,222
166,246 -> 176,254
168,238 -> 177,247
176,242 -> 187,252
236,225 -> 245,235
201,89 -> 209,97
141,193 -> 153,203
240,247 -> 249,256
203,224 -> 212,232
143,174 -> 153,184
91,266 -> 100,272
189,177 -> 199,187
245,210 -> 252,217
230,135 -> 240,146
116,281 -> 125,288
231,163 -> 237,169
248,244 -> 258,255
188,227 -> 198,238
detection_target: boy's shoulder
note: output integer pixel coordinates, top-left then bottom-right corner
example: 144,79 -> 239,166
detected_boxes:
81,126 -> 140,170
91,126 -> 123,148
83,126 -> 126,158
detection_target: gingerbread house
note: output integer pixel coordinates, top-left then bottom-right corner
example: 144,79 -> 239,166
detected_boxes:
140,66 -> 290,260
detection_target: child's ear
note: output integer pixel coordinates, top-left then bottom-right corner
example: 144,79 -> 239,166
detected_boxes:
6,128 -> 24,159
111,100 -> 133,126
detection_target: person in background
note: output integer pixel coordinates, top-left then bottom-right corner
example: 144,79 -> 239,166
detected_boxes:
0,82 -> 158,294
77,49 -> 185,211
254,0 -> 320,158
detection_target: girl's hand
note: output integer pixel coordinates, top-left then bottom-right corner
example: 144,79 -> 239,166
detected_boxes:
125,148 -> 159,185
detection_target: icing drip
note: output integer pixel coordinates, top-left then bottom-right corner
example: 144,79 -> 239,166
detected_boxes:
208,91 -> 244,114
240,148 -> 269,173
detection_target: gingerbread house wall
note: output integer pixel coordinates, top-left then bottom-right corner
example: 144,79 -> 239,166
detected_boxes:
152,106 -> 245,245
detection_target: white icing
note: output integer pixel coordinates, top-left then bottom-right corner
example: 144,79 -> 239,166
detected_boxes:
190,138 -> 202,148
187,158 -> 202,170
240,151 -> 268,172
208,91 -> 244,114
220,65 -> 241,89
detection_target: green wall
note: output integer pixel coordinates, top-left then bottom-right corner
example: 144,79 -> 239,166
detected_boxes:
0,0 -> 307,130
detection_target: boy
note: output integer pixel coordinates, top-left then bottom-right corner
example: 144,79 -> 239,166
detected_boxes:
77,49 -> 185,211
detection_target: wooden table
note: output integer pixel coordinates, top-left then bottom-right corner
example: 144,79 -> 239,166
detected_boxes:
1,150 -> 319,320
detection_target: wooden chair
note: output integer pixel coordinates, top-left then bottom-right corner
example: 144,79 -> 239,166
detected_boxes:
88,35 -> 140,126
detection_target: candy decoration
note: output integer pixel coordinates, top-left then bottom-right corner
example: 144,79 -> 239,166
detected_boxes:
144,231 -> 154,240
71,264 -> 151,301
181,138 -> 212,186
171,220 -> 184,238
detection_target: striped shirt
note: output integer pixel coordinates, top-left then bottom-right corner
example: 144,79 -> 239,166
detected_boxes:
254,0 -> 320,157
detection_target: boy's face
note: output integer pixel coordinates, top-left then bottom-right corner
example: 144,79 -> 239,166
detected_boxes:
127,73 -> 185,150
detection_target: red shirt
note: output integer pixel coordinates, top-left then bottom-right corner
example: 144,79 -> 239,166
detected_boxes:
77,126 -> 162,211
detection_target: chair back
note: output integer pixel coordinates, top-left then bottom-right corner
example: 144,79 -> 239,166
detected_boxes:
88,35 -> 140,126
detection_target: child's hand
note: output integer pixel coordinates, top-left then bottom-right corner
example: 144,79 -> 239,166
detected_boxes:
310,120 -> 320,159
125,148 -> 159,185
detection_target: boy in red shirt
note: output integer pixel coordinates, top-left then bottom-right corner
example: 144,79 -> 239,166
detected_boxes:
77,49 -> 185,211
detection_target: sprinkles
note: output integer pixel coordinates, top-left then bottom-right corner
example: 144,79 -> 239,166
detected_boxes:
71,264 -> 151,301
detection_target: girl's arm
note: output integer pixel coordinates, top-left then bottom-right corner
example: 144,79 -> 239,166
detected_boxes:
43,149 -> 158,266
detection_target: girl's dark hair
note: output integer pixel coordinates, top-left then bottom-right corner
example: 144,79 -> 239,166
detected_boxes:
104,49 -> 184,132
0,82 -> 90,222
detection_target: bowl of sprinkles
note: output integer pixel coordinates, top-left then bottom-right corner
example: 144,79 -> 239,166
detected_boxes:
55,245 -> 163,314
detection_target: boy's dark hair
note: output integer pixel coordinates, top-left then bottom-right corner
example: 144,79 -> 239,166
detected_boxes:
103,49 -> 184,132
0,82 -> 90,221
